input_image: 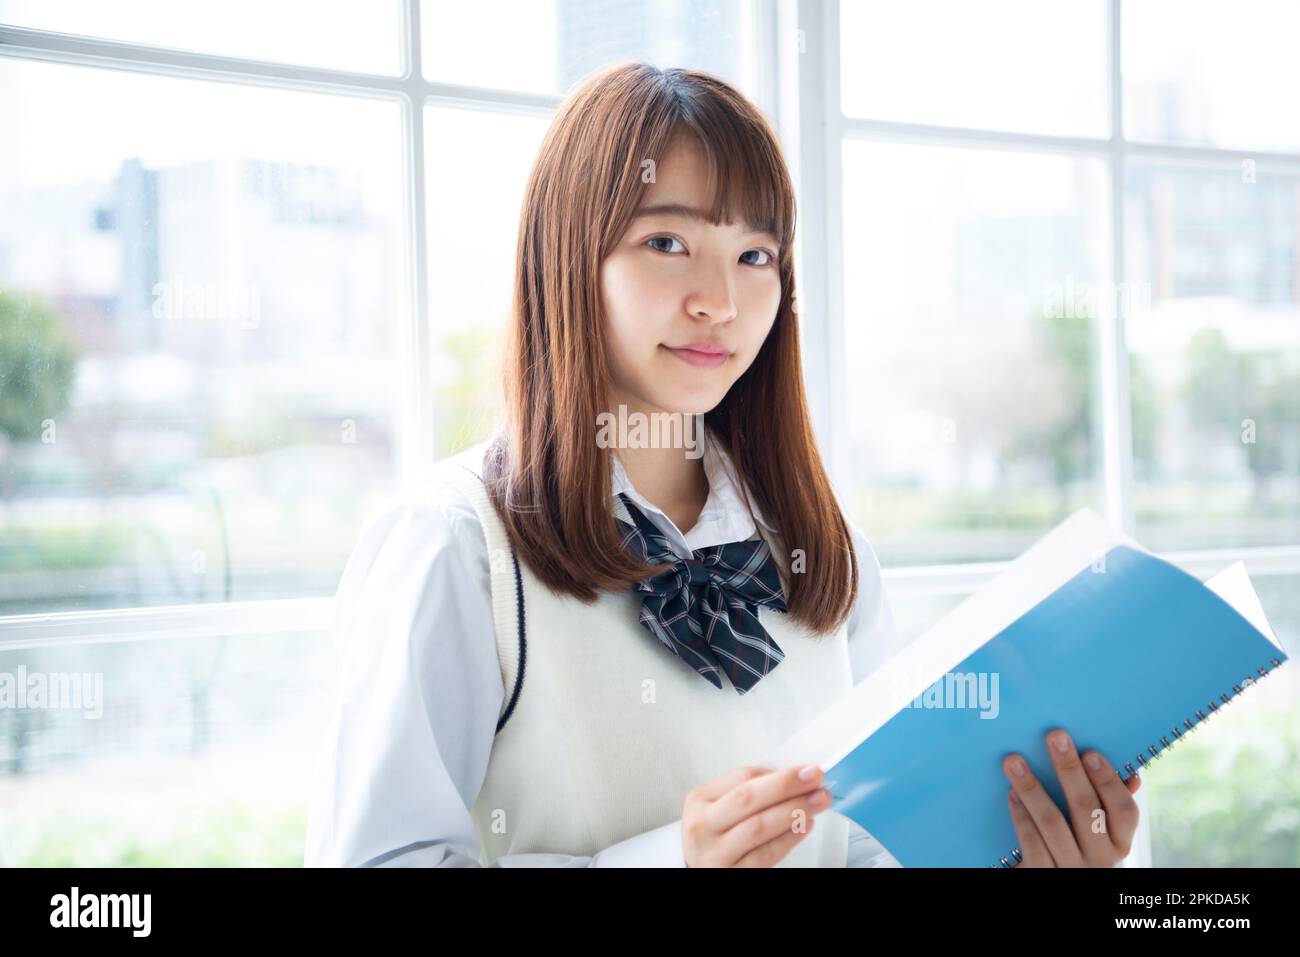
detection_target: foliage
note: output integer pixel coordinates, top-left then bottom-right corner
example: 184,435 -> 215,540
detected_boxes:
0,289 -> 79,445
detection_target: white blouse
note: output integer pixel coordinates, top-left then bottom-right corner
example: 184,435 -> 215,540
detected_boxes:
304,430 -> 912,868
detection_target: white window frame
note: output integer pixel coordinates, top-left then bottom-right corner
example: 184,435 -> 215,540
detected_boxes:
0,0 -> 565,647
2,0 -> 1299,869
789,0 -> 1300,868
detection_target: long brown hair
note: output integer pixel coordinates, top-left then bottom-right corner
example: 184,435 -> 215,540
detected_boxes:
483,62 -> 858,635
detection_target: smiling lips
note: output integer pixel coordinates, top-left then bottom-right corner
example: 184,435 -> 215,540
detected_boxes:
662,342 -> 731,368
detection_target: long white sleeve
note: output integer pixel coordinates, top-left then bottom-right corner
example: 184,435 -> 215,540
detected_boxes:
303,482 -> 685,868
844,522 -> 910,687
841,521 -> 909,868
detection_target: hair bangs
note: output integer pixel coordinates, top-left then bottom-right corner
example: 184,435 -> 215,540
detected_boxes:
672,114 -> 793,257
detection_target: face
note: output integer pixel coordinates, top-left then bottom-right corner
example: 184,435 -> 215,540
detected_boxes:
599,134 -> 783,418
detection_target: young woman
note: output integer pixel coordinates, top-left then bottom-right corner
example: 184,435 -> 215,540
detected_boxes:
304,63 -> 1141,869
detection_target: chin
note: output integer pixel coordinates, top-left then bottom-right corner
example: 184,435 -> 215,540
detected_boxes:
653,392 -> 726,417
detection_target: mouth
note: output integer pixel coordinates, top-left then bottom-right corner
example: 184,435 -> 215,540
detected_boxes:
660,343 -> 731,369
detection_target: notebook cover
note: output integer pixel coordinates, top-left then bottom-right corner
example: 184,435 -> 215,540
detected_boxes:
818,545 -> 1288,867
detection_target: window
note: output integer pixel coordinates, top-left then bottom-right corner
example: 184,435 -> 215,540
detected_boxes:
842,141 -> 1110,564
1,0 -> 1294,868
420,0 -> 759,96
0,0 -> 403,74
0,58 -> 407,617
1123,0 -> 1300,153
840,0 -> 1109,138
825,0 -> 1300,867
0,0 -> 770,865
1125,160 -> 1300,552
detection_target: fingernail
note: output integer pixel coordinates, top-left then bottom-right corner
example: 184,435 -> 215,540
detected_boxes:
1086,752 -> 1103,770
1009,789 -> 1021,806
1008,757 -> 1026,778
798,764 -> 819,781
1053,731 -> 1071,754
810,789 -> 828,805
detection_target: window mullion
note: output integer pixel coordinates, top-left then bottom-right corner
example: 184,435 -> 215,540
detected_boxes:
784,0 -> 845,490
400,0 -> 434,477
1107,0 -> 1152,870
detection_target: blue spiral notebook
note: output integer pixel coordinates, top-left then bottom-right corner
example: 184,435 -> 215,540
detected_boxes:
763,509 -> 1289,868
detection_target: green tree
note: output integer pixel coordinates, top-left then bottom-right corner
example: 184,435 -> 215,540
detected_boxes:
1238,356 -> 1300,507
0,289 -> 78,438
434,325 -> 505,459
0,288 -> 79,502
0,289 -> 79,771
1128,351 -> 1161,482
1183,326 -> 1246,437
1182,326 -> 1299,507
1001,307 -> 1160,514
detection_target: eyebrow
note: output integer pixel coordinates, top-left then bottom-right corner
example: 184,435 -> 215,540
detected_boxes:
632,202 -> 779,241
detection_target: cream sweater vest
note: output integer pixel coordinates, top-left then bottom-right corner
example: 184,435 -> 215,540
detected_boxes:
432,439 -> 851,867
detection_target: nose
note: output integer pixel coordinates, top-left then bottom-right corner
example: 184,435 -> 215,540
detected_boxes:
685,264 -> 737,324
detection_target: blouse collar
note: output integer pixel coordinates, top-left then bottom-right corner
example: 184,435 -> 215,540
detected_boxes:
610,424 -> 777,558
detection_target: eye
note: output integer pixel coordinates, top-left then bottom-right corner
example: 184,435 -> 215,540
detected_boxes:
646,235 -> 686,254
741,248 -> 776,267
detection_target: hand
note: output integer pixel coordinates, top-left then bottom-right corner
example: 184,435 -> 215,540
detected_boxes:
1003,728 -> 1142,868
681,764 -> 831,867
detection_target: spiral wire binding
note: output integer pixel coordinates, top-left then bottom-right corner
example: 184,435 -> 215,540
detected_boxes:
993,656 -> 1286,868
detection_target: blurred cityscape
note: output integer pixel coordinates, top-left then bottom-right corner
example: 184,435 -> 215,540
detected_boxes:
0,155 -> 403,615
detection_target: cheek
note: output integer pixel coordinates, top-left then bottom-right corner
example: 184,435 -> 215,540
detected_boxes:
602,257 -> 674,348
737,280 -> 783,348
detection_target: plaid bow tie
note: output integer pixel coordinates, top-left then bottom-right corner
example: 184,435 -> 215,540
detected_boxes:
614,492 -> 788,694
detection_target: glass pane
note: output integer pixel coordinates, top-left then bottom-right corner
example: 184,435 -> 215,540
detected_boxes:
1123,0 -> 1300,153
1148,569 -> 1300,866
0,0 -> 401,75
421,0 -> 761,101
0,60 -> 407,615
841,0 -> 1108,138
1126,161 -> 1300,551
842,141 -> 1110,565
425,104 -> 550,457
885,587 -> 968,646
0,631 -> 333,865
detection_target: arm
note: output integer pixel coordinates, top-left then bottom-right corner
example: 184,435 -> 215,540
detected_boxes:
360,819 -> 686,868
303,480 -> 686,868
844,521 -> 910,686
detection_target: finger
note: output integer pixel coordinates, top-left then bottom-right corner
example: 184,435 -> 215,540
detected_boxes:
1045,729 -> 1112,863
1081,749 -> 1141,859
733,811 -> 815,868
1125,771 -> 1142,795
1003,752 -> 1084,867
694,765 -> 769,803
708,764 -> 824,833
1007,790 -> 1054,867
717,786 -> 831,864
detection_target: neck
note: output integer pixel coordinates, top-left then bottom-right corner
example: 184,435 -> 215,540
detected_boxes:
606,392 -> 710,534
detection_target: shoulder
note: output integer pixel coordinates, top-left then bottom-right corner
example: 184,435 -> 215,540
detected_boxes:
846,520 -> 885,579
360,439 -> 494,549
843,517 -> 910,683
335,441 -> 496,631
326,444 -> 506,724
844,518 -> 888,617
